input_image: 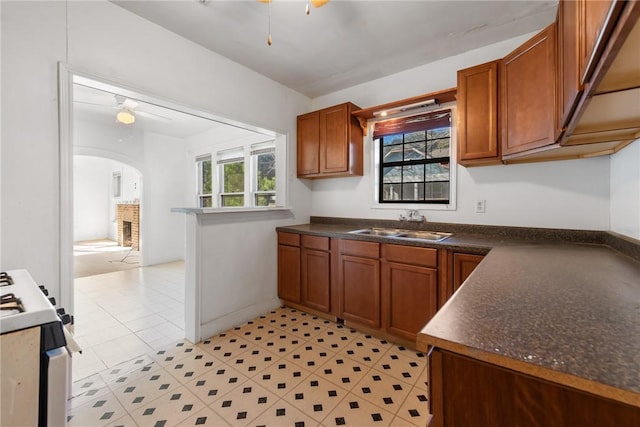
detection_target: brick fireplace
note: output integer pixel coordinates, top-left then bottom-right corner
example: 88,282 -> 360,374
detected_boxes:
117,204 -> 139,249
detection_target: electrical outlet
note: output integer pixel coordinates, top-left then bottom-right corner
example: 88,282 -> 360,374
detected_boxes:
475,199 -> 486,213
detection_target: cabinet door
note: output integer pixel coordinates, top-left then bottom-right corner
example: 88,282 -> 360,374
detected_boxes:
320,104 -> 349,174
382,261 -> 438,342
501,24 -> 557,156
339,255 -> 380,328
278,244 -> 300,303
297,111 -> 320,177
580,0 -> 621,84
301,248 -> 331,313
457,60 -> 500,164
452,253 -> 484,292
558,0 -> 583,129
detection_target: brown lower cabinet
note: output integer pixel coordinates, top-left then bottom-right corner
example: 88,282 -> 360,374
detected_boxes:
429,348 -> 640,427
338,239 -> 381,328
277,232 -> 301,303
301,235 -> 331,312
277,232 -> 488,344
382,244 -> 438,342
452,253 -> 484,292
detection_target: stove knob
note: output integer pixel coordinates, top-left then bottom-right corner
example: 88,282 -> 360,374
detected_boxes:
48,296 -> 56,306
56,308 -> 66,316
39,285 -> 49,296
59,313 -> 71,325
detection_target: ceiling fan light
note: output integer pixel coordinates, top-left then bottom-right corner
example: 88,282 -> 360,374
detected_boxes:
116,110 -> 136,125
310,0 -> 329,7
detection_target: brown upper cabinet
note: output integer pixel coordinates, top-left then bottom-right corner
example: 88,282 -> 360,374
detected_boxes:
297,102 -> 363,178
501,24 -> 558,157
457,0 -> 638,166
457,60 -> 500,165
580,0 -> 623,84
558,0 -> 583,129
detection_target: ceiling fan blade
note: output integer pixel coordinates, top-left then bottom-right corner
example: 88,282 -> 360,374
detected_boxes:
74,100 -> 118,109
135,110 -> 172,121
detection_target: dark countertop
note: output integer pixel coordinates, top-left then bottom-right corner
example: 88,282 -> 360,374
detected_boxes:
277,219 -> 640,406
419,244 -> 640,407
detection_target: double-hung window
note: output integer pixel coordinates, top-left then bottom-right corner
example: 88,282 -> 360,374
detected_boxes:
196,154 -> 212,207
218,149 -> 245,207
376,109 -> 452,204
251,142 -> 276,207
193,134 -> 285,209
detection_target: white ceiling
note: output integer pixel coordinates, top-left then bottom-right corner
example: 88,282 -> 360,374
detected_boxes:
112,0 -> 559,98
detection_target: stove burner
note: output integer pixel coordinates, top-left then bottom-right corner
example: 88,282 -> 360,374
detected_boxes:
1,292 -> 25,315
0,272 -> 14,287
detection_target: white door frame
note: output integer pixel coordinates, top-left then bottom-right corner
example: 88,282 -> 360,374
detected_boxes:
57,64 -> 205,338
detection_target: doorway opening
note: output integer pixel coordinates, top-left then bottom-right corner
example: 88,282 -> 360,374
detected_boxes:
59,66 -> 280,381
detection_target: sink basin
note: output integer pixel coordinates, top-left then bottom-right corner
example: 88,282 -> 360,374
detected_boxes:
396,230 -> 452,241
349,228 -> 405,237
348,228 -> 452,242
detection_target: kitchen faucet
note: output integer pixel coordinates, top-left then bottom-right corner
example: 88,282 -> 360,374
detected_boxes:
400,209 -> 426,223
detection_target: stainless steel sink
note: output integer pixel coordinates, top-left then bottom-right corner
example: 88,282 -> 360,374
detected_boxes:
348,228 -> 452,242
396,230 -> 452,241
349,228 -> 405,237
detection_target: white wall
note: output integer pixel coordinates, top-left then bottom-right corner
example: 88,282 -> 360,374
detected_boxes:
73,155 -> 142,242
1,1 -> 312,310
610,139 -> 640,239
142,133 -> 189,265
73,156 -> 111,241
309,33 -> 612,231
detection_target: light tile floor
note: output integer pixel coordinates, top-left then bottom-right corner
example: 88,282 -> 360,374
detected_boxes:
69,307 -> 430,427
72,261 -> 186,380
74,239 -> 141,278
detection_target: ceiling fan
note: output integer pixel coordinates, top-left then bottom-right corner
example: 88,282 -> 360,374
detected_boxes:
257,0 -> 330,45
74,94 -> 172,125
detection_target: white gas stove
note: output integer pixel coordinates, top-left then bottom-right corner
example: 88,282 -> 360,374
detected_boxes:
0,269 -> 60,333
0,269 -> 70,427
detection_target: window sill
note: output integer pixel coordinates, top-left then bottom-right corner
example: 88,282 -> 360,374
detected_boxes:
370,202 -> 456,211
171,206 -> 293,215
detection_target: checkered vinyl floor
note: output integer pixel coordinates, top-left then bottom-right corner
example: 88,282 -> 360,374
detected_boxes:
69,307 -> 430,426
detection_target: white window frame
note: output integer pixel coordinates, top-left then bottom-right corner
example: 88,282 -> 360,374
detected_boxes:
371,105 -> 457,211
112,171 -> 122,199
217,148 -> 245,207
195,154 -> 212,208
193,134 -> 287,210
250,141 -> 277,207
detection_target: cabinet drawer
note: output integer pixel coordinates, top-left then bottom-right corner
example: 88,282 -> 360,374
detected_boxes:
278,232 -> 300,246
382,244 -> 437,268
302,235 -> 330,251
340,239 -> 380,258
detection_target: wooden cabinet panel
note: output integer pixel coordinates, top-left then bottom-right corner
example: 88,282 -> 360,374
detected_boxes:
381,261 -> 438,342
340,239 -> 379,258
297,111 -> 320,176
297,102 -> 363,178
278,231 -> 300,246
382,243 -> 437,268
320,104 -> 350,173
339,255 -> 380,328
558,0 -> 583,129
452,253 -> 484,292
429,349 -> 640,427
501,24 -> 558,156
278,243 -> 300,303
301,234 -> 329,251
580,0 -> 621,83
457,60 -> 501,165
301,248 -> 331,312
